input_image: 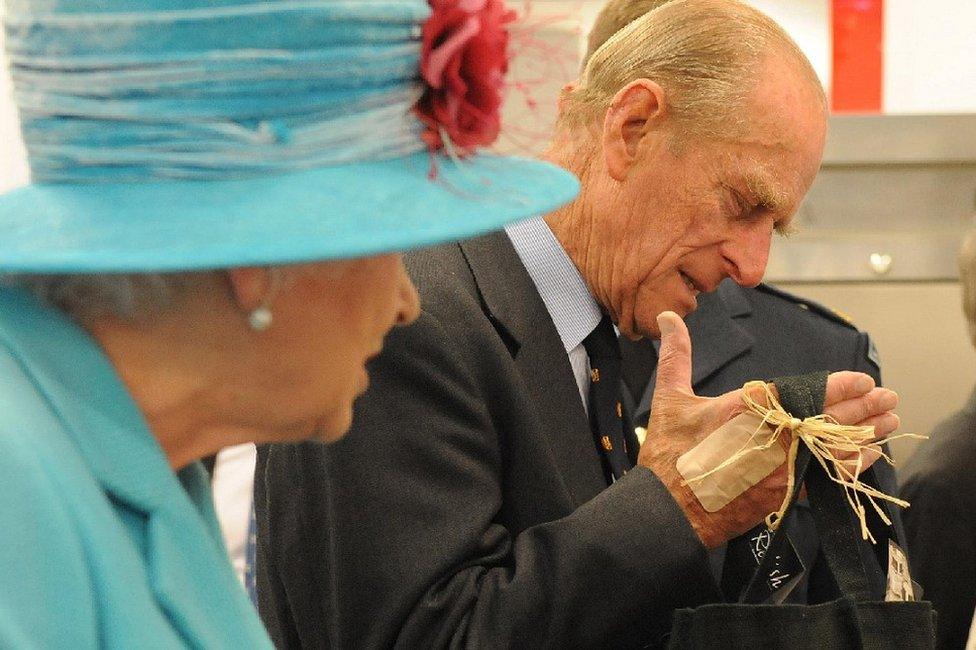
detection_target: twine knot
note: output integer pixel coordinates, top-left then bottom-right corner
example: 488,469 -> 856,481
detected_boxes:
738,380 -> 926,543
680,380 -> 924,543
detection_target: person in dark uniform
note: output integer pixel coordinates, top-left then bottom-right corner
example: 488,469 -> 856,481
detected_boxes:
622,280 -> 883,414
900,229 -> 976,650
620,278 -> 904,605
901,397 -> 976,650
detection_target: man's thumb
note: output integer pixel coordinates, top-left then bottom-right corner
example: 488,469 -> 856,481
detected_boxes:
654,311 -> 693,394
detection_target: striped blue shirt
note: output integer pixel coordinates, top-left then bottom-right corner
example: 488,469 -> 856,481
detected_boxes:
505,218 -> 603,410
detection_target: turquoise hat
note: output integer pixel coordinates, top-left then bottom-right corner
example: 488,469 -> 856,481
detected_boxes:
0,0 -> 579,272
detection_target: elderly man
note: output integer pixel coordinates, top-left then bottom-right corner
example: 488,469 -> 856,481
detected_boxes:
587,0 -> 904,605
256,1 -> 900,647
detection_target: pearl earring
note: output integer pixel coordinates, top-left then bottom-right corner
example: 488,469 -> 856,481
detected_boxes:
248,305 -> 273,332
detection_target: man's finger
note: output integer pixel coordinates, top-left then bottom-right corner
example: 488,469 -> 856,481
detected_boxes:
855,411 -> 901,441
824,387 -> 898,426
823,370 -> 876,406
834,444 -> 884,472
653,311 -> 693,395
830,414 -> 899,462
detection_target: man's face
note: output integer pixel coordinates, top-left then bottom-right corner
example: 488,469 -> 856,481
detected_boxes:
581,58 -> 826,339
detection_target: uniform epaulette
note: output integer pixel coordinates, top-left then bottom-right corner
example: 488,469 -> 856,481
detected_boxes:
754,282 -> 860,331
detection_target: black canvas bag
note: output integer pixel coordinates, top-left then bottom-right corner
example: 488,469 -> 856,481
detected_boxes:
667,372 -> 936,649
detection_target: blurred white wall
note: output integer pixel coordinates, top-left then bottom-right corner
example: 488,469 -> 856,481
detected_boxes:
744,0 -> 831,88
885,0 -> 976,113
497,0 -> 832,155
0,28 -> 27,193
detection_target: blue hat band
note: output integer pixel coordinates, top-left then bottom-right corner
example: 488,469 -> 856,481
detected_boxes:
4,2 -> 428,60
4,1 -> 434,182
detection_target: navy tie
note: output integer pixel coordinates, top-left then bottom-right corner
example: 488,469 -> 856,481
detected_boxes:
582,316 -> 635,482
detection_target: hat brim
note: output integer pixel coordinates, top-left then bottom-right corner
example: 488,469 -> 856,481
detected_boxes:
0,152 -> 578,272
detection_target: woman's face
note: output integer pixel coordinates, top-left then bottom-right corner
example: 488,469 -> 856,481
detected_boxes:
260,253 -> 420,442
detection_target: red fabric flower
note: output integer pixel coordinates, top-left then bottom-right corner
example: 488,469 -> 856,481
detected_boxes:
415,0 -> 516,156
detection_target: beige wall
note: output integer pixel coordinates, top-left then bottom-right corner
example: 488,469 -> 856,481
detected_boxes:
779,281 -> 976,467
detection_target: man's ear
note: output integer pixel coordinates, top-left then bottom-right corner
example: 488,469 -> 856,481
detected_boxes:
226,267 -> 274,312
602,79 -> 667,181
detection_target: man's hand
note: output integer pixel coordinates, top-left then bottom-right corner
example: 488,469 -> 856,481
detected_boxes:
638,311 -> 900,549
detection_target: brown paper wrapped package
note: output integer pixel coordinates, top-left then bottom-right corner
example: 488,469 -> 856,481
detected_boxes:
676,412 -> 786,512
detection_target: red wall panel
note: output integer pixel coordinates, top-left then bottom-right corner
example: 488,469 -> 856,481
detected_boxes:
831,0 -> 884,113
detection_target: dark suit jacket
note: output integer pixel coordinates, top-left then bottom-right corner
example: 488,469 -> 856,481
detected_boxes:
900,387 -> 976,650
255,231 -> 720,649
619,279 -> 904,604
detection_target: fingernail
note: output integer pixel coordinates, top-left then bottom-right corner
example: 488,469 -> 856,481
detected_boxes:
657,312 -> 674,337
855,375 -> 874,393
880,390 -> 898,411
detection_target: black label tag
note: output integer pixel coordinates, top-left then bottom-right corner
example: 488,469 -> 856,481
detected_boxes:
724,524 -> 807,604
751,528 -> 805,604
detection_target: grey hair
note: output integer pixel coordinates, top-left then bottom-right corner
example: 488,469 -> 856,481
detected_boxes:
559,0 -> 825,142
0,272 -> 200,321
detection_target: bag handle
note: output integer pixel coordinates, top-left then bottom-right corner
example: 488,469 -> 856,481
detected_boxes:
741,371 -> 880,603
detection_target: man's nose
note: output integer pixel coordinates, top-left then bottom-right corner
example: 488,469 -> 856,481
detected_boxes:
395,260 -> 421,326
724,226 -> 772,288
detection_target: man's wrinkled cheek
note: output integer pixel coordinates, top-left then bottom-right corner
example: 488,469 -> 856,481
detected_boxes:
624,285 -> 657,338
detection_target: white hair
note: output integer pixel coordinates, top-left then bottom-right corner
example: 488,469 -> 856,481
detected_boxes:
559,0 -> 824,141
1,273 -> 197,321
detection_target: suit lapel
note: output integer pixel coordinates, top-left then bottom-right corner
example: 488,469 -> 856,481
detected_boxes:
636,281 -> 755,417
459,233 -> 608,505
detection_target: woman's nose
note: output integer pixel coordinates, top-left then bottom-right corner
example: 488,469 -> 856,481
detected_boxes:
395,261 -> 421,326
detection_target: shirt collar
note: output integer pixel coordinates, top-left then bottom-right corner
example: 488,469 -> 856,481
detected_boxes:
505,218 -> 603,352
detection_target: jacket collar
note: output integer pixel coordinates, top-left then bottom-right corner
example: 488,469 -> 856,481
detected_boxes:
0,287 -> 272,646
636,280 -> 755,417
688,280 -> 755,386
458,230 -> 542,354
0,287 -> 196,517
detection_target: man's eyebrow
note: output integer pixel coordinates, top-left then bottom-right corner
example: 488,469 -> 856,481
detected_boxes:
744,173 -> 786,213
743,172 -> 798,234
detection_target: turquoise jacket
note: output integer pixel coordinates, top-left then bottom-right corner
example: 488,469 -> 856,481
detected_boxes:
0,288 -> 272,648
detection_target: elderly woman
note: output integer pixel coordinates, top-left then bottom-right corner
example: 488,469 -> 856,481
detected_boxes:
0,0 -> 577,646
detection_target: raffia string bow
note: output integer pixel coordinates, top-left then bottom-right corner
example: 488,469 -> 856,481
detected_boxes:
687,381 -> 923,543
